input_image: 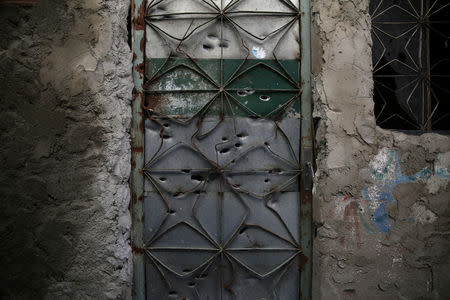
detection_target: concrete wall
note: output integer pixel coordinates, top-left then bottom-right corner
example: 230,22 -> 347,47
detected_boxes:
1,0 -> 449,299
311,0 -> 450,299
0,0 -> 132,299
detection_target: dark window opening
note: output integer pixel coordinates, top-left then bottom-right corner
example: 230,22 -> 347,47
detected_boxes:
370,0 -> 450,131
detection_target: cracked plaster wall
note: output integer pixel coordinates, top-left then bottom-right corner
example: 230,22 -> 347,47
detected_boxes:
0,0 -> 132,299
311,0 -> 450,299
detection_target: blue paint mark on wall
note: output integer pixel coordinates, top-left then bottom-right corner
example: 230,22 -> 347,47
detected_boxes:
435,153 -> 450,179
362,149 -> 431,233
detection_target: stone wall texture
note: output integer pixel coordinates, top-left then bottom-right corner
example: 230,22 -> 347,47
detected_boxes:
311,0 -> 450,299
0,0 -> 132,299
0,0 -> 449,299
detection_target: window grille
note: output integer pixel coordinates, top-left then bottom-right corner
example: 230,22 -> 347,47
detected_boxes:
370,0 -> 450,131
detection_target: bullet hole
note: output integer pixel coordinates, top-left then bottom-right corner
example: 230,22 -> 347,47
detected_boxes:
191,174 -> 203,181
264,179 -> 269,183
219,41 -> 229,48
159,177 -> 167,181
236,133 -> 246,138
220,148 -> 230,154
259,95 -> 270,101
163,123 -> 169,127
168,209 -> 176,214
235,143 -> 242,148
237,88 -> 255,97
203,43 -> 214,50
244,88 -> 255,94
264,142 -> 270,146
168,291 -> 177,296
249,115 -> 259,119
162,134 -> 171,139
222,136 -> 228,141
188,282 -> 196,287
182,268 -> 191,273
182,169 -> 191,173
237,90 -> 247,97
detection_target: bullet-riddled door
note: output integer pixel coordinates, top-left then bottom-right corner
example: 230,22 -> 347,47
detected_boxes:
131,0 -> 312,299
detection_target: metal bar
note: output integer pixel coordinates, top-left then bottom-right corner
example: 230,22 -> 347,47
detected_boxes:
300,0 -> 312,299
425,0 -> 432,130
131,0 -> 146,299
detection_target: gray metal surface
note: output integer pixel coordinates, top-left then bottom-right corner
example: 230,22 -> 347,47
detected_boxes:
143,116 -> 302,298
138,0 -> 311,298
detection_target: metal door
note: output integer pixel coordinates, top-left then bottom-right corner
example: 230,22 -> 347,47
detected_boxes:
131,1 -> 312,299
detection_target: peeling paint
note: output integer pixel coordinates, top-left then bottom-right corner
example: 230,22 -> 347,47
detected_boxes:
252,46 -> 267,59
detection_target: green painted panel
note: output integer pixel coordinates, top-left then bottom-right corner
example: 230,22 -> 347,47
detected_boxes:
145,58 -> 300,119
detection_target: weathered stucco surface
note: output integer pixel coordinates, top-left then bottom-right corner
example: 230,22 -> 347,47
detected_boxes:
311,0 -> 450,299
0,0 -> 132,298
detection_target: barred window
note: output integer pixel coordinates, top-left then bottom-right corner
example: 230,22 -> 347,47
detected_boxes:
370,0 -> 450,131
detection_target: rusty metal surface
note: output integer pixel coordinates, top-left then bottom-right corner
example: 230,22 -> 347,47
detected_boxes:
131,0 -> 147,299
134,0 -> 312,298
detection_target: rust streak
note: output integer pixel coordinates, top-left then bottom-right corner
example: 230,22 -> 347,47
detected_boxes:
132,146 -> 144,153
137,62 -> 145,75
140,34 -> 146,52
300,254 -> 309,270
133,1 -> 146,31
146,93 -> 168,111
301,189 -> 311,204
132,246 -> 145,254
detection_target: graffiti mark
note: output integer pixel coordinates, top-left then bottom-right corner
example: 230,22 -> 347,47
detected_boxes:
363,148 -> 431,233
340,149 -> 449,235
396,243 -> 408,253
342,196 -> 362,248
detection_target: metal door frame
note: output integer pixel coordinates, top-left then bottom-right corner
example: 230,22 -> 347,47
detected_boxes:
130,1 -> 312,298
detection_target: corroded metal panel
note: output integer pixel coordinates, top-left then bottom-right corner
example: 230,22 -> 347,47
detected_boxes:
131,0 -> 147,299
136,0 -> 312,298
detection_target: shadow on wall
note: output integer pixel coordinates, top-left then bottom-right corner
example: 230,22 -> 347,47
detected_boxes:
0,1 -> 116,298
